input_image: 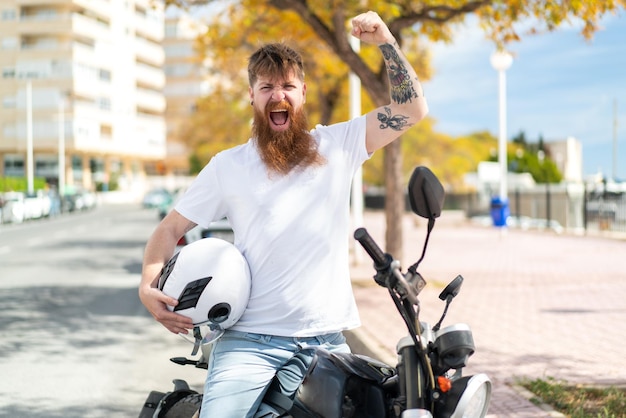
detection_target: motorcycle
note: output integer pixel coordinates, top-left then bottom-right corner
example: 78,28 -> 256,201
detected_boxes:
139,166 -> 492,418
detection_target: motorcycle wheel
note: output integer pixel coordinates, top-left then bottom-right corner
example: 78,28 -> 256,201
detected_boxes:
163,393 -> 202,418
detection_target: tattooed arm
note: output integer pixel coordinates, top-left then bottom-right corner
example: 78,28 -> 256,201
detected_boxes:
351,11 -> 429,153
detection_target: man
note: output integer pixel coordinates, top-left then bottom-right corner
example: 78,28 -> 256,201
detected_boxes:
139,10 -> 428,417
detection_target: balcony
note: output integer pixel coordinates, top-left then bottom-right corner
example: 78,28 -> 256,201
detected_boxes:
135,38 -> 165,67
17,0 -> 112,18
18,11 -> 72,34
71,41 -> 96,64
135,63 -> 165,89
71,12 -> 110,40
18,12 -> 110,40
135,115 -> 166,158
73,74 -> 103,100
134,15 -> 163,42
72,0 -> 111,20
135,88 -> 165,113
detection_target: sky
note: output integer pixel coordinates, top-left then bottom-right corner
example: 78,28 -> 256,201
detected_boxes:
421,14 -> 626,179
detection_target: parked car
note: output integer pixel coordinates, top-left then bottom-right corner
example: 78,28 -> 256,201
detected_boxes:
156,188 -> 234,250
24,190 -> 51,220
173,219 -> 235,255
142,188 -> 172,209
157,190 -> 178,220
62,189 -> 97,212
74,189 -> 97,211
1,192 -> 25,224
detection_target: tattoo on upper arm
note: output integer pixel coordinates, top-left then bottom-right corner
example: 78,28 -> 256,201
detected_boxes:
378,106 -> 411,131
379,43 -> 419,104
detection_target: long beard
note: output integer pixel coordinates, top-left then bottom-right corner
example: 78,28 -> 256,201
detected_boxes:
252,101 -> 324,175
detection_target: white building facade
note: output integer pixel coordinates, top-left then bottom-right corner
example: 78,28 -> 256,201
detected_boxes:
546,136 -> 583,183
162,10 -> 210,176
0,0 -> 166,193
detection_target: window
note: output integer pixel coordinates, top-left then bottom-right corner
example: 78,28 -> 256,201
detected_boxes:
99,68 -> 111,81
35,156 -> 58,177
4,155 -> 25,176
100,124 -> 112,136
2,67 -> 15,78
164,43 -> 194,58
1,9 -> 16,21
165,22 -> 178,38
164,62 -> 195,77
71,155 -> 83,173
98,97 -> 111,110
2,37 -> 18,49
3,95 -> 16,108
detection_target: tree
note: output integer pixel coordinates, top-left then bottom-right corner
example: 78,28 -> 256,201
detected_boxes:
168,0 -> 625,257
180,85 -> 248,169
512,130 -> 527,148
508,132 -> 563,183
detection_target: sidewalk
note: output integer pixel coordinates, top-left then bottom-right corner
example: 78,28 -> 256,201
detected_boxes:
347,211 -> 626,417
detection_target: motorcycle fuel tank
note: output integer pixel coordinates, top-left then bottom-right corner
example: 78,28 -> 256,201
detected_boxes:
291,349 -> 397,418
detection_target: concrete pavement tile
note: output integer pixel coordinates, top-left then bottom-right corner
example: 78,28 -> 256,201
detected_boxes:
348,210 -> 626,416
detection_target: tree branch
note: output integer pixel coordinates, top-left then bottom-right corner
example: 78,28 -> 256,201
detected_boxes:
388,0 -> 493,33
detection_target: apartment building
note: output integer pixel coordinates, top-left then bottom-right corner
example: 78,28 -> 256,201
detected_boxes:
162,10 -> 210,176
0,0 -> 166,193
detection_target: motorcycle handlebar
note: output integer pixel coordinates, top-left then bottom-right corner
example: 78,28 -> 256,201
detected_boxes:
354,227 -> 388,268
355,227 -> 420,305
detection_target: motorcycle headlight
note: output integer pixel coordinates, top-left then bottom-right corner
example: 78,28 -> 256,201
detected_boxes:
437,373 -> 491,418
433,323 -> 475,371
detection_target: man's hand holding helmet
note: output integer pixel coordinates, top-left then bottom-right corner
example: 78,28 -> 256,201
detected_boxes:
139,284 -> 193,334
157,237 -> 251,337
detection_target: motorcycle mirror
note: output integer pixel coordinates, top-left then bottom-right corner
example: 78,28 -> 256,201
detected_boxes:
407,166 -> 445,220
432,275 -> 464,331
406,166 -> 445,273
439,275 -> 464,301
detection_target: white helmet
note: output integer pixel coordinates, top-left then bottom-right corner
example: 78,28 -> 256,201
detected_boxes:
158,238 -> 251,330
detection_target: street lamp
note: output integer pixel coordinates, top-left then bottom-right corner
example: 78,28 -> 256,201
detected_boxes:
26,80 -> 34,194
490,50 -> 513,203
58,96 -> 66,198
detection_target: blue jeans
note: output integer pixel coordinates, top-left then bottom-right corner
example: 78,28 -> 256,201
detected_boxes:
199,330 -> 350,418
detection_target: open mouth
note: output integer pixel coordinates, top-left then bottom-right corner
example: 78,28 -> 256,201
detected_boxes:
269,109 -> 289,126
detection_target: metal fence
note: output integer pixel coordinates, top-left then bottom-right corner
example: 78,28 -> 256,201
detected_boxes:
583,190 -> 626,234
444,184 -> 626,235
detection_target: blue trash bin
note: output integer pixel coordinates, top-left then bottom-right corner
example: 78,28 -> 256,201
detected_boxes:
490,197 -> 510,227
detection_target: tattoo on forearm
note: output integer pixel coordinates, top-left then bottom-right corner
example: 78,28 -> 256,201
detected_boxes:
380,43 -> 419,104
378,106 -> 411,131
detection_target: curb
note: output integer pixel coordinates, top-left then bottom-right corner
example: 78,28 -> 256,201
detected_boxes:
344,327 -> 397,366
510,384 -> 567,417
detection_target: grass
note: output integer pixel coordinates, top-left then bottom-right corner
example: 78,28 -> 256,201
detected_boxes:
521,377 -> 626,418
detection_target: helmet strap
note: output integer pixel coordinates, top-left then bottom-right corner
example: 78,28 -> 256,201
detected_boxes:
191,325 -> 202,356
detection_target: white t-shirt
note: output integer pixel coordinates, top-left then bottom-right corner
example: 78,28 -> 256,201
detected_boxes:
175,115 -> 369,337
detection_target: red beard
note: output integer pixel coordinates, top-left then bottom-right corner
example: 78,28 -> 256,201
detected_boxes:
252,101 -> 324,175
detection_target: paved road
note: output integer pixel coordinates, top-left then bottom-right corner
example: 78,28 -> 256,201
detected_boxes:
0,205 -> 204,418
347,211 -> 626,417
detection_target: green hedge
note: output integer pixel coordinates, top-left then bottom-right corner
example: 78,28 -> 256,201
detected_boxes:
0,177 -> 47,193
